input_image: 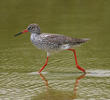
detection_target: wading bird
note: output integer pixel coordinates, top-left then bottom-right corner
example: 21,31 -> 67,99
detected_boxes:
15,24 -> 89,73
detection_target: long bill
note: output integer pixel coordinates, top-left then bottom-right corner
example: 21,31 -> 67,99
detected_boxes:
14,29 -> 28,37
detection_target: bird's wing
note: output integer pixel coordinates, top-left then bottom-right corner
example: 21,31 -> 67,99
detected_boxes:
41,33 -> 72,45
41,33 -> 87,45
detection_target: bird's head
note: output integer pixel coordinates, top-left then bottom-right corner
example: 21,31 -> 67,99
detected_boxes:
27,24 -> 40,33
14,24 -> 40,37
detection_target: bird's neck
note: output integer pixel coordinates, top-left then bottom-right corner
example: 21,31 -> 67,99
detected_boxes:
31,33 -> 40,41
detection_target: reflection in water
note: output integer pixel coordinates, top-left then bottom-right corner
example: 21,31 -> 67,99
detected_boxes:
72,73 -> 85,99
39,73 -> 48,88
32,73 -> 86,100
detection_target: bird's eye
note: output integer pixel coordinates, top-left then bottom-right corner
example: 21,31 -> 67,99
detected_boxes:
28,27 -> 32,30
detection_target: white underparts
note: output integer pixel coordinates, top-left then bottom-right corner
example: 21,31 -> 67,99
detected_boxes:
47,52 -> 50,56
60,44 -> 70,50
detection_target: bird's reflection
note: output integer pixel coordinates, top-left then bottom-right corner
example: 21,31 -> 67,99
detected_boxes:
72,73 -> 86,99
38,73 -> 86,99
39,73 -> 49,88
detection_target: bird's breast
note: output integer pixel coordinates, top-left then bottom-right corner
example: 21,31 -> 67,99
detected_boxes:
30,34 -> 42,48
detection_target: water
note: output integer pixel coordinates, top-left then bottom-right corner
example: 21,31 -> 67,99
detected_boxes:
0,0 -> 110,99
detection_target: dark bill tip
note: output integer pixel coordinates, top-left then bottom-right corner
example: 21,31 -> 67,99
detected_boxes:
14,32 -> 22,37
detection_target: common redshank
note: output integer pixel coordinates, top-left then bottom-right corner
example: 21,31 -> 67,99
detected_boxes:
15,24 -> 89,73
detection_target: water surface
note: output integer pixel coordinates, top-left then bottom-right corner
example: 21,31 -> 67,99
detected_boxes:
0,0 -> 110,99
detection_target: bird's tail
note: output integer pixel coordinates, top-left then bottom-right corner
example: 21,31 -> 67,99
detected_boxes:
81,38 -> 90,43
70,38 -> 90,47
73,38 -> 90,46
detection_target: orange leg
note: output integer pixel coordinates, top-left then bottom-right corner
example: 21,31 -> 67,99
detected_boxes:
67,49 -> 86,73
39,56 -> 49,73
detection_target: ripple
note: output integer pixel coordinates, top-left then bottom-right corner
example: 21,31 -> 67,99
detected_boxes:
28,72 -> 48,75
87,69 -> 110,77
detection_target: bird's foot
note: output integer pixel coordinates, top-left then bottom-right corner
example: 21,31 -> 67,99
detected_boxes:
76,64 -> 86,74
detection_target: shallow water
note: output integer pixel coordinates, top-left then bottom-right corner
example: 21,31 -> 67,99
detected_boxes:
0,0 -> 110,99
